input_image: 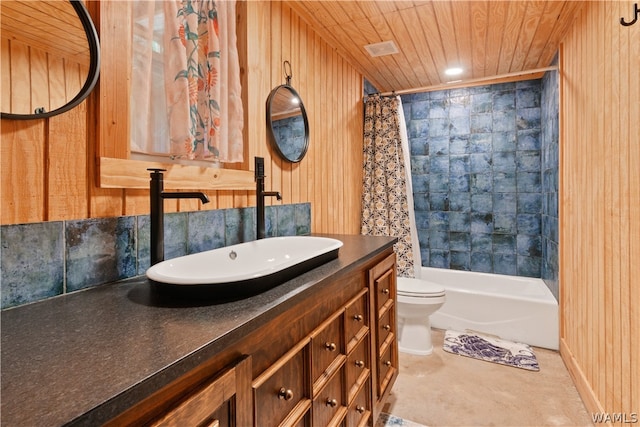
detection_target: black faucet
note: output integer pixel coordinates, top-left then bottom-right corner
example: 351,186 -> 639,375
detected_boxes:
255,157 -> 281,239
148,168 -> 210,266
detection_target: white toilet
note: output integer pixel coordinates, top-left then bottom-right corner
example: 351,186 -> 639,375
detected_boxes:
397,276 -> 446,355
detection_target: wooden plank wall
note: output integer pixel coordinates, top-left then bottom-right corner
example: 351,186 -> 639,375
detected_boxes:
1,0 -> 364,235
559,1 -> 639,420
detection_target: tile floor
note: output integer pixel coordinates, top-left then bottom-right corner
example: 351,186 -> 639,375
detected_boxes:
382,329 -> 594,427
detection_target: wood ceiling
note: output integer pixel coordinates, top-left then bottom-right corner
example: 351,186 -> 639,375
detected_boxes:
287,1 -> 585,93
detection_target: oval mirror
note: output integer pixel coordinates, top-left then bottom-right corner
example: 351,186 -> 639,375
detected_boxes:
266,84 -> 309,163
1,0 -> 100,120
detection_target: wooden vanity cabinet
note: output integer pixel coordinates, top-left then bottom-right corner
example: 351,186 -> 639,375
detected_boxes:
108,247 -> 397,427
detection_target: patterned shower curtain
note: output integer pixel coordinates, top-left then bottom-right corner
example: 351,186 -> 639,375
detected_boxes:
361,95 -> 415,278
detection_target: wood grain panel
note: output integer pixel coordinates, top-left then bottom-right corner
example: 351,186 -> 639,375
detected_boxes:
560,1 -> 639,420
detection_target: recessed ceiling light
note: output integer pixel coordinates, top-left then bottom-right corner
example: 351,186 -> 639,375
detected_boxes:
445,67 -> 464,76
364,41 -> 399,57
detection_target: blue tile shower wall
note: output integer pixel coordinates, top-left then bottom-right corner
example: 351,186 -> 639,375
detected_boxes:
0,203 -> 311,309
402,81 -> 545,277
541,69 -> 560,299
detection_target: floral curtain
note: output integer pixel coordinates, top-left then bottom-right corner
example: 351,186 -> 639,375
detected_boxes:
361,95 -> 416,278
131,0 -> 243,163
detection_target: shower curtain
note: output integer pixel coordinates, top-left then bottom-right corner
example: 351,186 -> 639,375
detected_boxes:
361,95 -> 420,278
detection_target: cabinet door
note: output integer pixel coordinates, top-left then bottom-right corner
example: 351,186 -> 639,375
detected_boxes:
151,356 -> 252,427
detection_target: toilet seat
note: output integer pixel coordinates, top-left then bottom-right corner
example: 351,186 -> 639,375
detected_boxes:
397,277 -> 445,298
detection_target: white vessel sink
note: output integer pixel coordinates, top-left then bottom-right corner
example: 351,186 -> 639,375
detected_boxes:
146,236 -> 343,299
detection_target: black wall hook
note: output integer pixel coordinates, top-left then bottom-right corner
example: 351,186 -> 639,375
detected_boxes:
620,3 -> 638,26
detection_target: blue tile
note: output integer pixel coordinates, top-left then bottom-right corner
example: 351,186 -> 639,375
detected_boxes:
411,155 -> 430,174
449,212 -> 471,232
517,172 -> 541,192
411,100 -> 430,119
450,116 -> 470,136
517,214 -> 541,234
493,152 -> 517,172
516,85 -> 541,108
470,133 -> 492,153
517,234 -> 542,257
225,208 -> 245,244
66,216 -> 137,292
430,155 -> 449,174
277,204 -> 296,236
450,155 -> 470,174
518,193 -> 542,214
414,194 -> 430,212
137,215 -> 151,275
408,119 -> 429,138
493,173 -> 517,192
471,213 -> 493,233
470,153 -> 492,173
494,253 -> 517,275
429,230 -> 449,249
450,136 -> 470,154
492,110 -> 516,132
494,193 -> 517,213
429,99 -> 448,118
430,193 -> 449,211
449,100 -> 470,119
471,113 -> 493,133
295,203 -> 311,235
516,107 -> 541,130
471,252 -> 493,272
429,250 -> 450,268
471,233 -> 493,252
1,222 -> 64,309
429,118 -> 450,137
471,194 -> 493,213
163,213 -> 189,261
187,209 -> 225,253
492,131 -> 517,151
517,150 -> 541,172
517,129 -> 541,151
412,175 -> 429,193
410,138 -> 429,156
415,210 -> 430,229
517,256 -> 541,277
449,173 -> 470,192
429,137 -> 449,155
429,211 -> 450,230
449,192 -> 471,212
493,213 -> 517,234
450,88 -> 470,98
450,232 -> 471,251
470,173 -> 493,193
430,174 -> 450,192
471,92 -> 493,114
450,251 -> 470,271
493,234 -> 516,254
492,90 -> 516,110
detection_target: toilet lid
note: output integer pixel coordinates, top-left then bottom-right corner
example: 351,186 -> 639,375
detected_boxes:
397,278 -> 445,297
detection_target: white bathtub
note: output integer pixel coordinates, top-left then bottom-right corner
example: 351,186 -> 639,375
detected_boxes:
424,267 -> 559,350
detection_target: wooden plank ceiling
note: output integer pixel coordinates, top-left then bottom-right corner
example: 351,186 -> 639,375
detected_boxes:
287,0 -> 585,93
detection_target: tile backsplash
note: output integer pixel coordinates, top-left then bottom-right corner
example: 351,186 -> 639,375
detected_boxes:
1,203 -> 311,309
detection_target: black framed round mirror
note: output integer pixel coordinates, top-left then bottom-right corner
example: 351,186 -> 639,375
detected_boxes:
1,0 -> 100,120
266,84 -> 309,163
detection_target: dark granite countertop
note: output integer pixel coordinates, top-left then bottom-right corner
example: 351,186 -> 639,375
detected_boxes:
1,234 -> 395,427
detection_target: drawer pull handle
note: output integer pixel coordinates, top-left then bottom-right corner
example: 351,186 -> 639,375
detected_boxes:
381,288 -> 390,295
356,406 -> 366,414
278,388 -> 294,401
353,314 -> 363,322
355,360 -> 365,368
383,324 -> 391,331
326,398 -> 338,408
384,360 -> 392,367
325,342 -> 337,352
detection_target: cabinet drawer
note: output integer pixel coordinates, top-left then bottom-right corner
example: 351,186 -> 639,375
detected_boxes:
377,341 -> 396,398
312,367 -> 346,427
253,343 -> 309,427
374,269 -> 394,312
346,337 -> 369,403
311,312 -> 344,386
345,290 -> 368,353
346,379 -> 371,427
377,307 -> 393,350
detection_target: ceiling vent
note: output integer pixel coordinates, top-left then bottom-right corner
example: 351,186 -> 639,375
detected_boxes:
364,40 -> 399,57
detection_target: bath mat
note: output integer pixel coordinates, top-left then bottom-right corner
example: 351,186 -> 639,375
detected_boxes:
376,412 -> 428,427
442,329 -> 540,371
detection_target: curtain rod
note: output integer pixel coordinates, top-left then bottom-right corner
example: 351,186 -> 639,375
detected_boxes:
378,66 -> 558,97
